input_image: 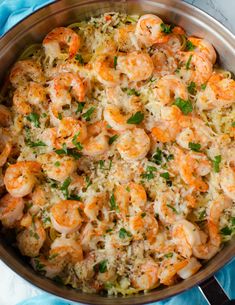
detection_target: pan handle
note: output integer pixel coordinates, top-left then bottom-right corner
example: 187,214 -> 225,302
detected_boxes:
198,275 -> 235,305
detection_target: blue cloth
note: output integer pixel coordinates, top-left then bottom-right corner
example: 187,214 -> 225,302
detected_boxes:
0,1 -> 234,304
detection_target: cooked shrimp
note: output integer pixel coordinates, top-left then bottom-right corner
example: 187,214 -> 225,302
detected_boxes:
50,236 -> 83,263
56,117 -> 87,149
10,59 -> 45,88
155,193 -> 187,225
179,52 -> 213,85
17,219 -> 46,257
13,82 -> 47,115
82,122 -> 109,157
38,152 -> 77,182
129,212 -> 158,243
154,75 -> 188,105
0,105 -> 11,127
177,257 -> 202,279
50,200 -> 83,234
43,27 -> 81,62
158,255 -> 188,285
187,37 -> 216,64
93,54 -> 121,86
176,149 -> 211,192
192,243 -> 219,260
31,185 -> 47,208
220,166 -> 235,201
114,183 -> 147,218
31,255 -> 65,278
176,118 -> 214,150
117,51 -> 154,81
0,129 -> 12,167
135,14 -> 163,46
197,73 -> 235,110
172,219 -> 202,258
4,161 -> 41,197
103,97 -> 142,131
117,128 -> 150,161
207,195 -> 232,247
84,194 -> 105,221
131,259 -> 159,290
115,24 -> 136,52
0,193 -> 24,227
151,48 -> 178,77
49,72 -> 86,106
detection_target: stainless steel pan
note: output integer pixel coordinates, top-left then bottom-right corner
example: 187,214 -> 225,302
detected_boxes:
0,1 -> 235,304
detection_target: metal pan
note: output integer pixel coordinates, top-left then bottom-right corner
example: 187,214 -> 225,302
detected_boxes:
0,1 -> 234,304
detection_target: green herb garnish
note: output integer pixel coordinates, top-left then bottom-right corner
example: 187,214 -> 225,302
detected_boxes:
212,155 -> 222,173
187,81 -> 197,95
127,111 -> 144,124
75,53 -> 84,64
119,228 -> 132,239
76,102 -> 85,114
60,177 -> 71,199
173,98 -> 193,114
108,134 -> 119,145
82,107 -> 95,121
26,112 -> 40,128
160,23 -> 174,34
188,142 -> 201,152
72,133 -> 83,150
186,54 -> 193,70
114,56 -> 118,69
166,204 -> 178,214
110,193 -> 118,211
185,40 -> 196,51
98,260 -> 108,273
122,87 -> 140,96
201,84 -> 207,90
160,172 -> 170,180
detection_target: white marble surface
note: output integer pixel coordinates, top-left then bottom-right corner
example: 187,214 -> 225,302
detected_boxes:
0,1 -> 234,305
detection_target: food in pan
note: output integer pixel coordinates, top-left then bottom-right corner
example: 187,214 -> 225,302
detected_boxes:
0,12 -> 234,295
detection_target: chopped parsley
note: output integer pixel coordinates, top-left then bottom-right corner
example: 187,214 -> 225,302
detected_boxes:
160,23 -> 174,34
99,160 -> 105,169
152,148 -> 162,165
75,53 -> 84,64
26,139 -> 47,148
141,212 -> 146,218
72,133 -> 83,150
160,172 -> 170,180
187,81 -> 197,95
198,209 -> 207,221
185,40 -> 196,51
122,87 -> 140,96
119,228 -> 132,239
54,161 -> 61,167
34,259 -> 45,272
141,166 -> 157,181
108,134 -> 119,145
76,102 -> 85,114
166,204 -> 178,214
114,56 -> 118,69
220,226 -> 232,236
60,177 -> 71,199
58,112 -> 62,120
186,54 -> 193,70
82,107 -> 95,121
85,176 -> 92,189
188,142 -> 201,152
164,252 -> 173,258
231,122 -> 235,127
98,260 -> 108,273
212,155 -> 222,173
110,193 -> 118,211
127,111 -> 144,124
201,84 -> 207,90
26,112 -> 40,128
54,143 -> 82,160
173,98 -> 193,115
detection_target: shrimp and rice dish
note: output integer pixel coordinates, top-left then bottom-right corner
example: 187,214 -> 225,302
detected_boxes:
0,12 -> 235,295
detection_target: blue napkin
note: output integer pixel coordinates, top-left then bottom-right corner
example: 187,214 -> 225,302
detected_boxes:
0,1 -> 234,304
